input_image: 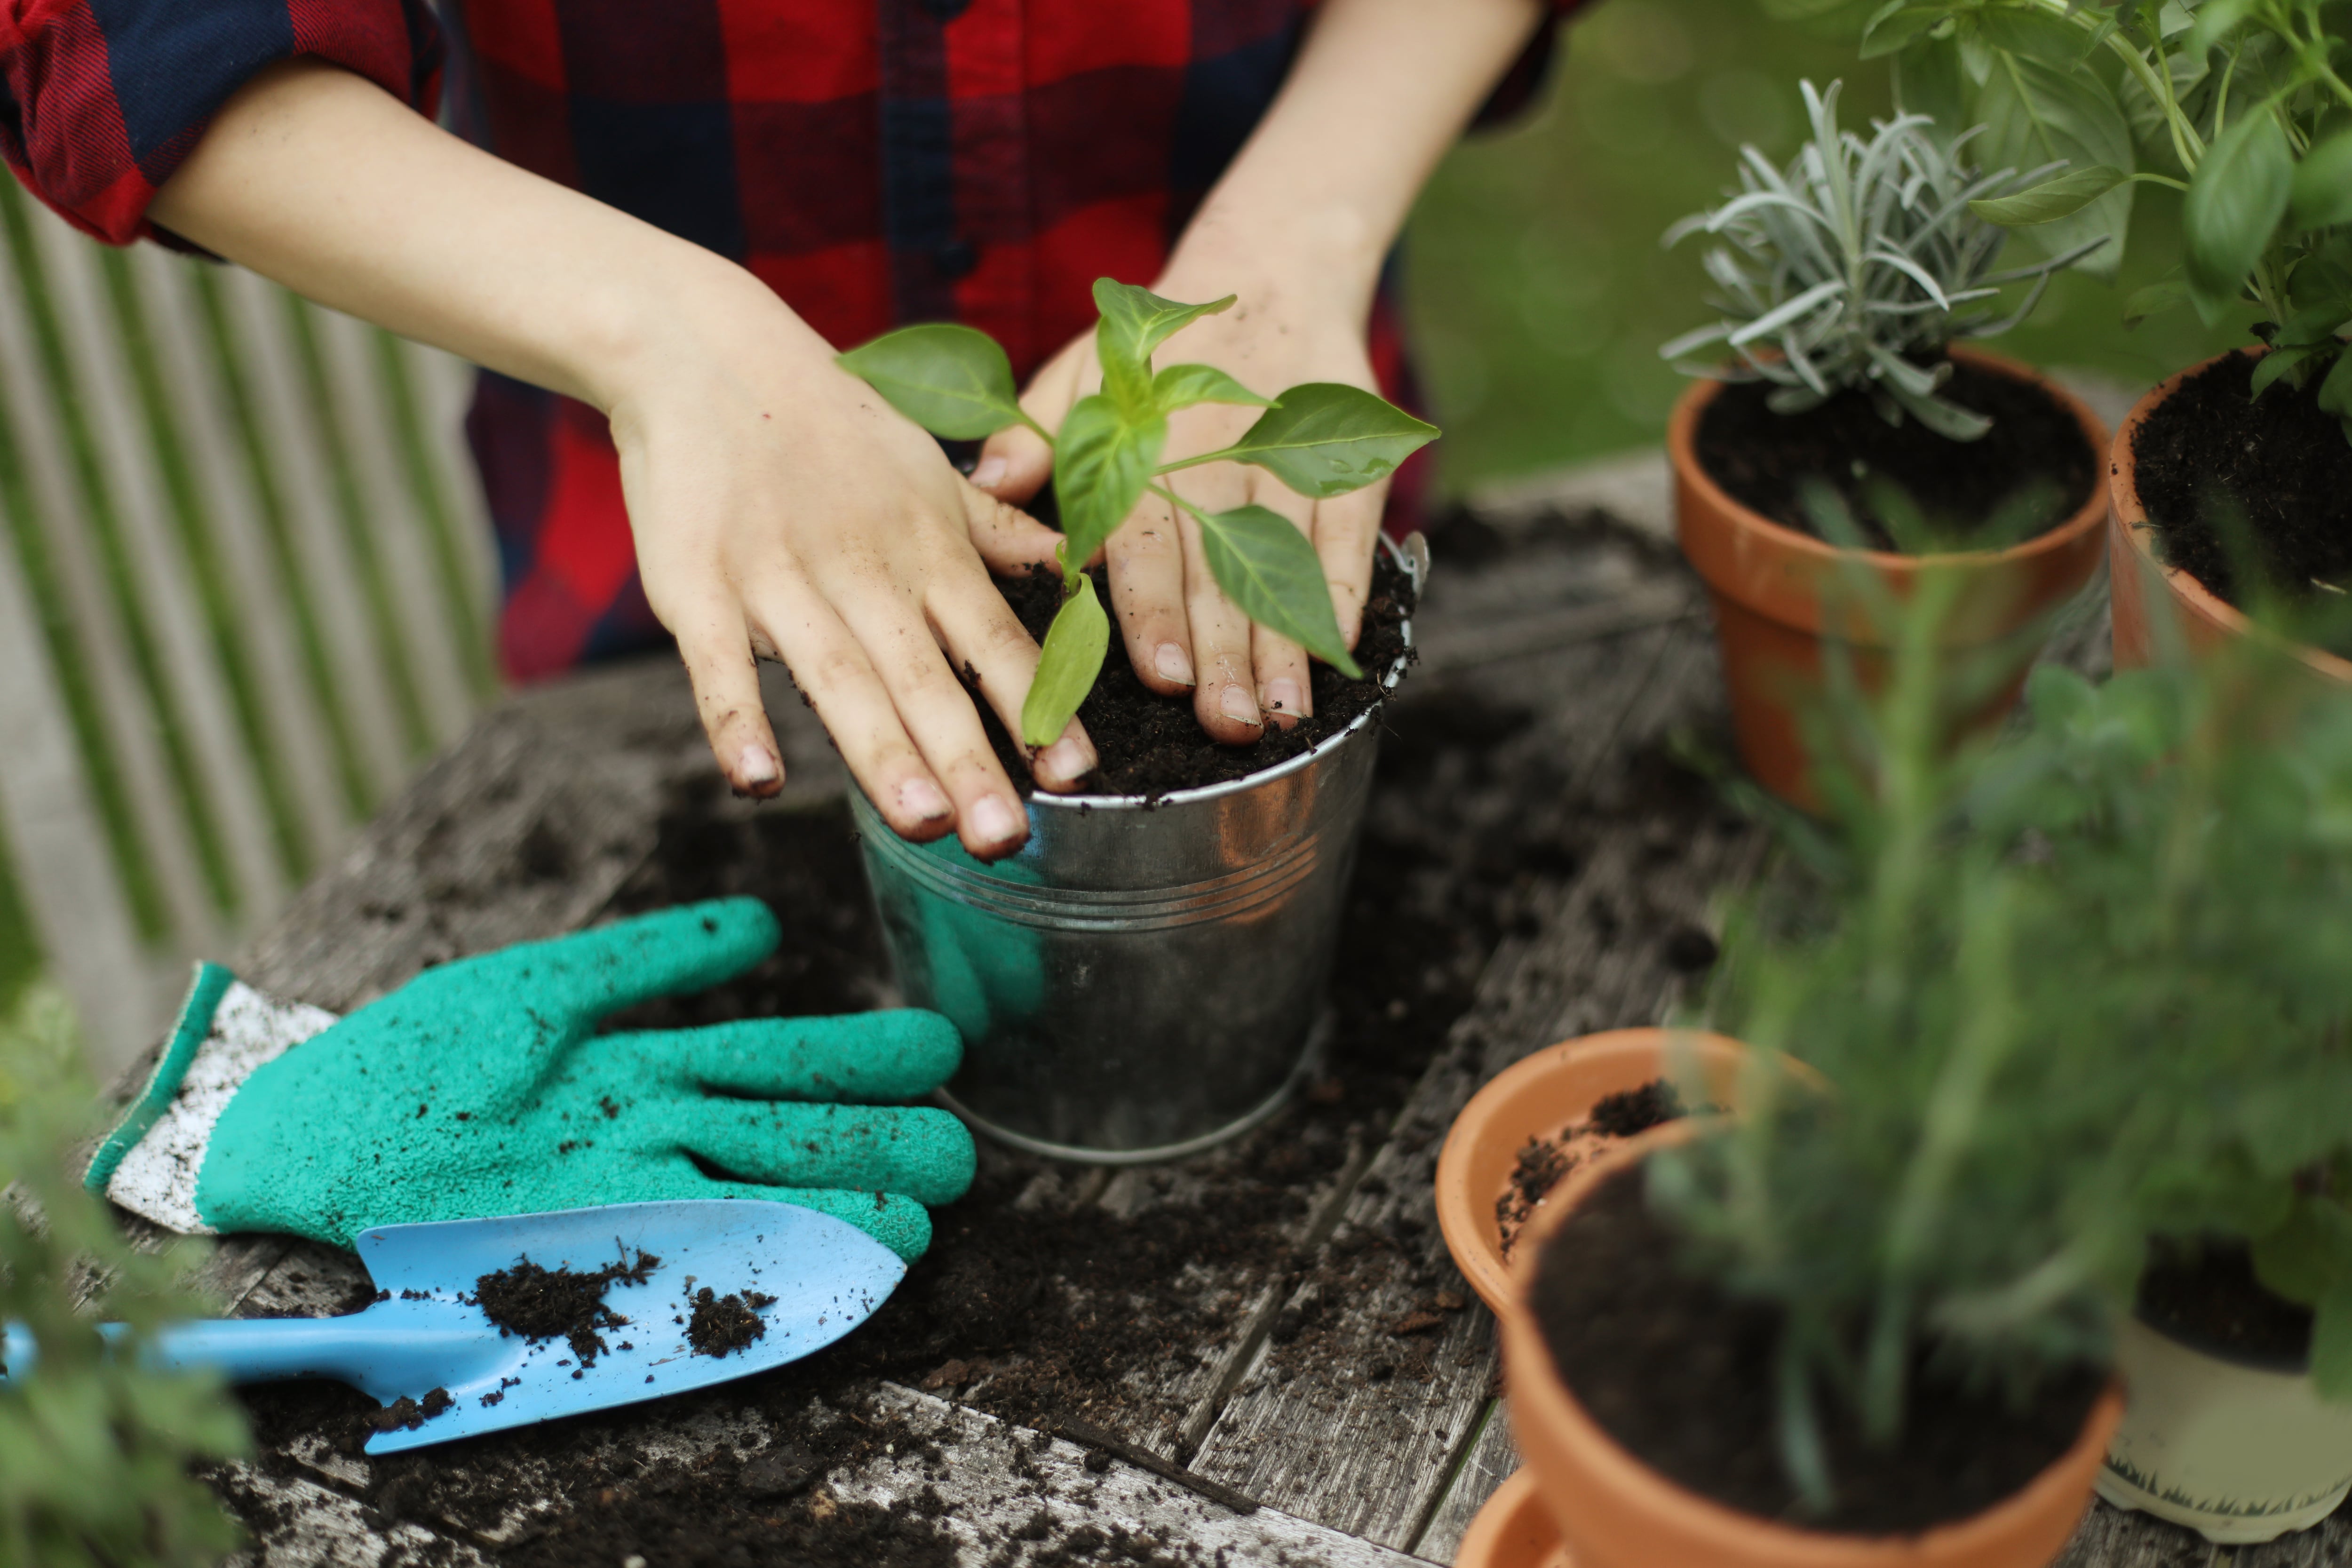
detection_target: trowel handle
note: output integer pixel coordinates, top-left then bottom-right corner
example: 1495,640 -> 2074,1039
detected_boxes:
1,1316 -> 505,1392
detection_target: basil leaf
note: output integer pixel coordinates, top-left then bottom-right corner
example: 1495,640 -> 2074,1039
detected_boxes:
2314,1275 -> 2352,1403
837,324 -> 1026,440
1152,363 -> 1274,414
2290,129 -> 2352,232
1194,504 -> 1361,675
2122,275 -> 2189,326
1975,52 -> 2135,279
1207,384 -> 1438,500
2248,344 -> 2314,399
1860,0 -> 1947,59
1020,576 -> 1110,750
2319,350 -> 2352,424
1092,279 -> 1235,414
1970,165 -> 2127,225
1974,5 -> 2092,68
1053,395 -> 1165,572
2185,108 -> 2293,318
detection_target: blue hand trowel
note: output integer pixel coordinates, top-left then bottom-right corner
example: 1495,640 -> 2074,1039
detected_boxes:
0,1200 -> 905,1453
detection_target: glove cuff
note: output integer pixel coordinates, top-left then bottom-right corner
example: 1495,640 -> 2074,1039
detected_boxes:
85,964 -> 340,1234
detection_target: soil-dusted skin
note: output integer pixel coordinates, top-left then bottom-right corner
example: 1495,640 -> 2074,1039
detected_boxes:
1535,1167 -> 2105,1535
2138,1239 -> 2313,1366
1696,358 -> 2097,550
472,1246 -> 659,1368
2132,350 -> 2352,650
984,550 -> 1416,800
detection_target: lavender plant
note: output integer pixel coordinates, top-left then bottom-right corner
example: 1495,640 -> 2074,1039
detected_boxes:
841,281 -> 1437,752
1661,80 -> 2103,439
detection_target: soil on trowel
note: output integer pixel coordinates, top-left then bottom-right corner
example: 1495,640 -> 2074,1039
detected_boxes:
1536,1167 -> 2105,1533
1696,357 -> 2096,550
369,1386 -> 454,1433
686,1287 -> 777,1357
473,1245 -> 659,1368
2137,1238 -> 2313,1364
983,549 -> 1416,800
1496,1078 -> 1687,1261
2131,350 -> 2352,653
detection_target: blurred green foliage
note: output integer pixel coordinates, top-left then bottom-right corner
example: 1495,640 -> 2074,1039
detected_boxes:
1405,0 -> 2255,490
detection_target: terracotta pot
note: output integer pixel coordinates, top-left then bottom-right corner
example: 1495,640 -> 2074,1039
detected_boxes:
1500,1128 -> 2125,1568
2106,349 -> 2352,687
1670,348 -> 2110,809
1455,1468 -> 1574,1568
1434,1028 -> 1751,1315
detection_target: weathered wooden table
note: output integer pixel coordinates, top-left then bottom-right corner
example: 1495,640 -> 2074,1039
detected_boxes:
114,456 -> 2343,1567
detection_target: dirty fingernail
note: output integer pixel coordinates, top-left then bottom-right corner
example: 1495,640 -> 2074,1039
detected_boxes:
1036,736 -> 1094,786
971,454 -> 1008,489
1154,643 -> 1194,687
738,744 -> 781,787
1219,684 -> 1261,727
970,795 -> 1025,846
1263,679 -> 1304,727
897,777 -> 952,823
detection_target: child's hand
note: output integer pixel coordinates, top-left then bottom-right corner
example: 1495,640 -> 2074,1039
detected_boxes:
968,263 -> 1387,742
614,277 -> 1094,856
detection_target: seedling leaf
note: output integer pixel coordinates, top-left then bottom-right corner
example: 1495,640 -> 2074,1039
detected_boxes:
1194,504 -> 1361,674
1020,575 -> 1110,750
838,324 -> 1028,440
1053,395 -> 1166,573
1196,384 -> 1438,500
1093,280 -> 1235,413
1153,363 -> 1275,413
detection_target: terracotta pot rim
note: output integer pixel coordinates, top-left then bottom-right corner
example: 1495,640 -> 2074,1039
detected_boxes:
1502,1130 -> 2126,1561
1668,345 -> 2112,576
2107,346 -> 2352,686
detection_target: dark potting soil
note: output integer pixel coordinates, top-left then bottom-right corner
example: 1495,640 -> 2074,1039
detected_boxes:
983,549 -> 1416,800
472,1246 -> 659,1368
2137,1239 -> 2313,1365
1589,1079 -> 1685,1139
1495,1079 -> 1687,1261
1535,1168 -> 2105,1535
2131,350 -> 2352,646
1695,358 -> 2097,550
686,1286 -> 777,1357
370,1386 -> 454,1433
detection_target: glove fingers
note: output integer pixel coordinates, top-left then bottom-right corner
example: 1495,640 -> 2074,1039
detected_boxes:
618,1010 -> 961,1101
670,1101 -> 975,1208
491,900 -> 779,1025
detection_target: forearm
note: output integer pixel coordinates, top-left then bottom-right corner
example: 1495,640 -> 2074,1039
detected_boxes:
1167,0 -> 1547,312
148,58 -> 808,412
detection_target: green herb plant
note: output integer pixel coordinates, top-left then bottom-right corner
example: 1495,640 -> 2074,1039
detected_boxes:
2,1057 -> 250,1565
1649,541 -> 2352,1513
1661,79 -> 2103,439
1823,0 -> 2352,438
840,280 -> 1438,751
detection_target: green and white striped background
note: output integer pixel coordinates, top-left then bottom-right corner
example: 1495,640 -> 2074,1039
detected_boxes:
0,177 -> 500,1077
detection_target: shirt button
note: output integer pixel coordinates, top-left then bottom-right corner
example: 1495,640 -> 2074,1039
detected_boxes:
934,238 -> 979,280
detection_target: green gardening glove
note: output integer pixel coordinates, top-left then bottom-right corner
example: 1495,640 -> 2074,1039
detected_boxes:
85,899 -> 974,1261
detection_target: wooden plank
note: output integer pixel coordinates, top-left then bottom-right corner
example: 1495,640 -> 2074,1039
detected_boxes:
209,1466 -> 486,1568
2238,1509 -> 2352,1567
1412,1400 -> 1519,1565
130,246 -> 351,874
30,207 -> 290,925
2053,1502 -> 2219,1568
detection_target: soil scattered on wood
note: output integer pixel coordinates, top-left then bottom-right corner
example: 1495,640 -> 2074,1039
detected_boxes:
474,1245 -> 659,1368
984,549 -> 1415,800
1496,1078 -> 1685,1260
686,1287 -> 778,1357
1535,1166 -> 2104,1533
2131,350 -> 2352,653
1695,358 -> 2096,549
2138,1238 -> 2313,1366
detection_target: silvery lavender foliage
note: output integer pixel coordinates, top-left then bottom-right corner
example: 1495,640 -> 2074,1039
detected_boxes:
1661,80 -> 2103,442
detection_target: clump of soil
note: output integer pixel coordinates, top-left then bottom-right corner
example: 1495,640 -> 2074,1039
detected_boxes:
2132,350 -> 2352,653
1696,358 -> 2096,550
2138,1239 -> 2313,1366
686,1287 -> 777,1357
1495,1078 -> 1685,1259
369,1386 -> 453,1433
1535,1167 -> 2105,1533
983,549 -> 1416,800
473,1245 -> 659,1368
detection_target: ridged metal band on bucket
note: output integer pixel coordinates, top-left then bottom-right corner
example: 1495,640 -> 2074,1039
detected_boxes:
853,808 -> 1322,932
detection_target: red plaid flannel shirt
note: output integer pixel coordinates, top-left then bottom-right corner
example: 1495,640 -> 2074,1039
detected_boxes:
3,0 -> 1570,680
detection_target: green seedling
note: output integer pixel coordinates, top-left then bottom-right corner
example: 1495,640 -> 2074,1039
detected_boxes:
842,279 -> 1437,750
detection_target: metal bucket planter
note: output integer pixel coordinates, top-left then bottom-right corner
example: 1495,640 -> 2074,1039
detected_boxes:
853,540 -> 1422,1162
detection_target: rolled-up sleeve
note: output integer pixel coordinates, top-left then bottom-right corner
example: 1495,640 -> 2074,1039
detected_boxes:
0,0 -> 443,245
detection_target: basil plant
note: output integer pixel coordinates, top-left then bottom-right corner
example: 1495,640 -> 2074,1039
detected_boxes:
840,279 -> 1438,750
1819,0 -> 2352,438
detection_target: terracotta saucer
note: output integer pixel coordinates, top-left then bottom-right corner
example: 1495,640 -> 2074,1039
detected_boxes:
1433,1028 -> 1749,1315
1454,1468 -> 1575,1568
